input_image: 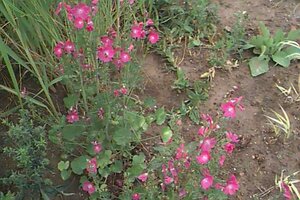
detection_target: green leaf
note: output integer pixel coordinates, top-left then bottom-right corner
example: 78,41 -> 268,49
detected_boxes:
161,126 -> 172,143
58,161 -> 69,171
155,107 -> 166,125
63,95 -> 79,109
132,153 -> 146,166
98,150 -> 112,169
62,124 -> 85,141
248,56 -> 270,76
111,160 -> 123,173
71,155 -> 88,175
189,108 -> 200,124
272,51 -> 290,68
124,111 -> 146,131
126,153 -> 146,182
60,170 -> 71,180
143,97 -> 156,108
273,29 -> 285,44
259,22 -> 270,38
287,29 -> 300,40
113,127 -> 132,146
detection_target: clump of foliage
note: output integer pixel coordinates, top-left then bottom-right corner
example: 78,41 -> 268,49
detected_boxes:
0,110 -> 49,199
152,0 -> 218,67
209,12 -> 248,68
245,22 -> 300,76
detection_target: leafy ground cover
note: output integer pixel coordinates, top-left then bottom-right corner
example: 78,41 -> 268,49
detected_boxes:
0,0 -> 300,200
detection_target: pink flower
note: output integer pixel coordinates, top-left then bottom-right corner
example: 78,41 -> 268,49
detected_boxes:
219,155 -> 226,167
86,158 -> 97,174
131,24 -> 145,39
223,175 -> 239,195
226,131 -> 239,143
71,3 -> 91,20
86,17 -> 94,32
175,143 -> 187,160
148,30 -> 159,44
179,188 -> 187,197
74,17 -> 85,29
64,40 -> 75,54
164,176 -> 173,185
82,181 -> 96,195
55,2 -> 65,15
120,87 -> 128,95
281,182 -> 292,200
221,96 -> 244,118
201,114 -> 213,125
132,193 -> 140,200
224,143 -> 235,154
100,35 -> 114,46
196,151 -> 211,165
200,137 -> 216,152
54,42 -> 64,58
146,19 -> 154,26
168,160 -> 178,184
66,108 -> 79,123
137,173 -> 148,182
91,0 -> 99,5
97,45 -> 115,63
114,89 -> 120,97
200,169 -> 214,190
128,0 -> 135,4
198,126 -> 208,136
113,58 -> 124,70
184,159 -> 191,169
221,101 -> 236,118
92,141 -> 102,154
120,51 -> 131,63
97,108 -> 105,119
128,44 -> 134,52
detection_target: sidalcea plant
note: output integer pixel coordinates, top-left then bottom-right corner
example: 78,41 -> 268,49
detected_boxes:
119,96 -> 244,199
50,0 -> 162,199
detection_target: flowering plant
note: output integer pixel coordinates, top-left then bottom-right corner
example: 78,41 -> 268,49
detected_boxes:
119,97 -> 244,199
50,1 -> 161,199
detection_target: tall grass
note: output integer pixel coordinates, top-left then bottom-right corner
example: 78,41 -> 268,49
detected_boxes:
0,0 -> 65,119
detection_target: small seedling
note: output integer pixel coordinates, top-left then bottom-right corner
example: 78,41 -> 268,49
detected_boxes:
265,105 -> 291,139
276,78 -> 300,103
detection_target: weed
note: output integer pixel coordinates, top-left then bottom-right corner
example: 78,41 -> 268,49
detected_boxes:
265,105 -> 292,139
0,110 -> 50,199
209,11 -> 247,69
275,75 -> 300,103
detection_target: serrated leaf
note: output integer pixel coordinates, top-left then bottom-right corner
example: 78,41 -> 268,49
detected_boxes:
189,108 -> 200,124
60,170 -> 71,180
63,95 -> 79,109
161,126 -> 172,143
249,56 -> 270,76
58,161 -> 69,171
272,51 -> 290,68
71,155 -> 88,175
155,107 -> 166,125
113,127 -> 132,146
62,124 -> 85,141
